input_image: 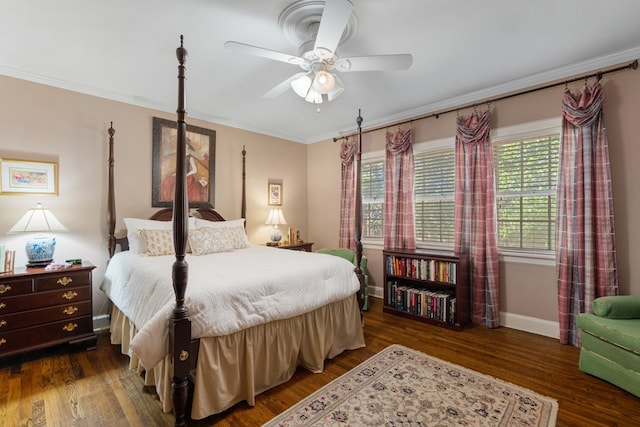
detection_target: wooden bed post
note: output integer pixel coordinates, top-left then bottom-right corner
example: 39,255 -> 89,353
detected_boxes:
170,35 -> 191,427
241,145 -> 247,221
354,110 -> 366,312
107,122 -> 116,258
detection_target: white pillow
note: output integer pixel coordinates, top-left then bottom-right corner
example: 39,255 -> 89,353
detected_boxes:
193,218 -> 245,229
124,217 -> 196,254
188,227 -> 235,255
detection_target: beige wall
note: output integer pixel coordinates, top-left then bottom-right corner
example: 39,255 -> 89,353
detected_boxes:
2,64 -> 638,335
0,75 -> 307,318
308,65 -> 640,334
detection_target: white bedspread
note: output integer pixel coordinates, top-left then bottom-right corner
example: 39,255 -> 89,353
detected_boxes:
101,245 -> 360,369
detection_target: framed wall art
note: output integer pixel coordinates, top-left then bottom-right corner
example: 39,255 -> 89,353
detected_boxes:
268,181 -> 282,206
0,159 -> 58,195
152,117 -> 216,208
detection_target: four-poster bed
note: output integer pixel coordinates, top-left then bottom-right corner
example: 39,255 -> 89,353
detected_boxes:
103,37 -> 366,425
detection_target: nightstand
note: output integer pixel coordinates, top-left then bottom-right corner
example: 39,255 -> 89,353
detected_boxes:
276,242 -> 314,252
0,262 -> 97,358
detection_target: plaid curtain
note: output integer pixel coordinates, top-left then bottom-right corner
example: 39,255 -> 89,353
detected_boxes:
384,128 -> 416,249
454,110 -> 500,328
557,82 -> 619,346
339,137 -> 356,249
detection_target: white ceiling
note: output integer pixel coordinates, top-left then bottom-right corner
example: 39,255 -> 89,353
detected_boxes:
2,1 -> 640,144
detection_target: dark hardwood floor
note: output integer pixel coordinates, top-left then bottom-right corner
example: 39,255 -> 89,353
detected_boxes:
1,298 -> 639,426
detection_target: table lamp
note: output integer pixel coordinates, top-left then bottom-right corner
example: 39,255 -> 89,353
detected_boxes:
265,208 -> 286,246
7,203 -> 68,267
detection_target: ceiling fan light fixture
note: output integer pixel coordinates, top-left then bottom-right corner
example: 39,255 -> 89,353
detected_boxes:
291,74 -> 313,97
311,70 -> 336,94
304,88 -> 323,104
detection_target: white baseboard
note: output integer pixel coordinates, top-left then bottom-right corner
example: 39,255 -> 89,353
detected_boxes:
370,286 -> 384,300
370,286 -> 559,339
500,312 -> 559,339
93,314 -> 110,333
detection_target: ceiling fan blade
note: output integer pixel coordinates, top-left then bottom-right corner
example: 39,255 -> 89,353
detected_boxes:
334,54 -> 413,72
313,0 -> 353,56
262,72 -> 309,98
224,41 -> 306,66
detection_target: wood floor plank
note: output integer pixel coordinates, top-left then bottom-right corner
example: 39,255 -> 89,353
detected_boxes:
1,298 -> 639,426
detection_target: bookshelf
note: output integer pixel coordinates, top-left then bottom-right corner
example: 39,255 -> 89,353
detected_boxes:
383,249 -> 470,330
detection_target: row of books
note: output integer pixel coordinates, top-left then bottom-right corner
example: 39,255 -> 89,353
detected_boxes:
286,227 -> 301,245
386,280 -> 457,324
385,255 -> 457,284
0,245 -> 16,273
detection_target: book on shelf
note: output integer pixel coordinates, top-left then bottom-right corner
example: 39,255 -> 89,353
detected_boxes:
386,280 -> 457,324
385,255 -> 457,284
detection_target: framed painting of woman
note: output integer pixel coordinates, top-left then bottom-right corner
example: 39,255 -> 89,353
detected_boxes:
152,117 -> 216,208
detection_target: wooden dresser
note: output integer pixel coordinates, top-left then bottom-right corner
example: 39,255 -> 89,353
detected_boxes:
0,262 -> 97,358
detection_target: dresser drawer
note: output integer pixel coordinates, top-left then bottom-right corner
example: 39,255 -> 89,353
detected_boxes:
0,315 -> 93,356
0,300 -> 92,333
36,270 -> 91,291
0,278 -> 34,297
0,287 -> 91,315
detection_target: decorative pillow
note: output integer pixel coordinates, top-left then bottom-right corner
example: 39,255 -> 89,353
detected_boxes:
139,229 -> 174,256
592,295 -> 640,319
188,227 -> 235,255
124,217 -> 195,254
226,226 -> 250,249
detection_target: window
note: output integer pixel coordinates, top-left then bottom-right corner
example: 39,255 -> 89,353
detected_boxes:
494,134 -> 559,251
361,160 -> 384,238
414,149 -> 455,244
358,118 -> 561,255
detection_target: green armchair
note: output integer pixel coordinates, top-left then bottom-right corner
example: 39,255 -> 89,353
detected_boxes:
577,295 -> 640,397
316,248 -> 369,311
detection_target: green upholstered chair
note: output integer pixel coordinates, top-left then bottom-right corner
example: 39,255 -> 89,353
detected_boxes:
316,248 -> 369,311
577,295 -> 640,397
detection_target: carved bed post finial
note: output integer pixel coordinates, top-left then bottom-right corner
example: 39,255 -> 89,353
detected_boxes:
107,122 -> 116,258
354,109 -> 366,312
171,35 -> 191,427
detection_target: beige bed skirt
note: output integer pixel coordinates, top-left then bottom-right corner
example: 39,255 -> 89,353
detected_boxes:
109,294 -> 365,420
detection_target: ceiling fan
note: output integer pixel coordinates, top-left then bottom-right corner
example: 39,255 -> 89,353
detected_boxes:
224,0 -> 413,105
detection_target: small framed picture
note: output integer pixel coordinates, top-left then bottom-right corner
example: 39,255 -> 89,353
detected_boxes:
268,182 -> 282,206
0,159 -> 58,195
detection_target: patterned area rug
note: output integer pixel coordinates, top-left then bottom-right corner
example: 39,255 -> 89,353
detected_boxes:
263,344 -> 558,426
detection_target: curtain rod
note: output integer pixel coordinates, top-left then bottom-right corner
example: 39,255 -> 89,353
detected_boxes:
333,59 -> 638,142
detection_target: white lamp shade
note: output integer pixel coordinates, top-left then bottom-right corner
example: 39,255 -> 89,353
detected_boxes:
8,204 -> 68,233
304,89 -> 323,104
291,74 -> 313,97
327,75 -> 345,101
311,70 -> 336,94
265,208 -> 287,226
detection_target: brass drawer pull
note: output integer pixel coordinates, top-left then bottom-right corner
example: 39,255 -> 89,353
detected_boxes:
0,320 -> 6,328
63,323 -> 78,332
57,277 -> 73,286
0,284 -> 11,295
63,306 -> 79,315
0,338 -> 6,346
62,291 -> 78,300
0,303 -> 5,310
